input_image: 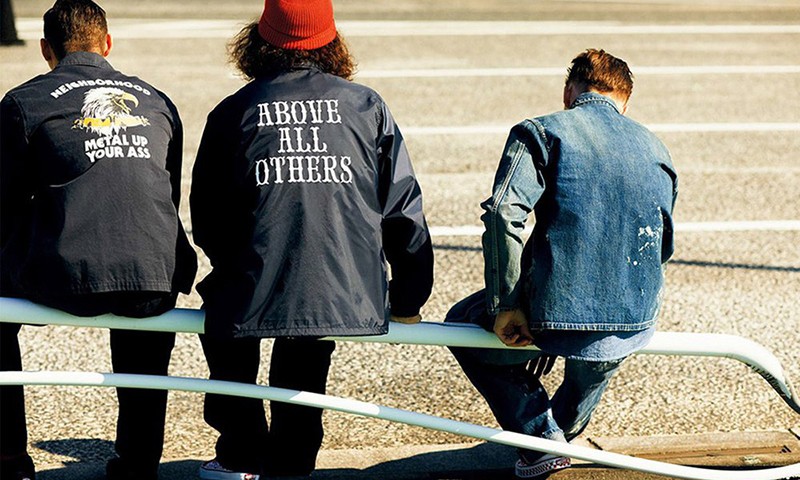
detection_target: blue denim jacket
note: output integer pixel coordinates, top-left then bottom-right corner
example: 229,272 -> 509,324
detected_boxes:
481,92 -> 678,331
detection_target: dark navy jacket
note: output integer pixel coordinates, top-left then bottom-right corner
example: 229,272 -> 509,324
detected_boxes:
482,92 -> 678,331
191,67 -> 434,338
0,52 -> 196,298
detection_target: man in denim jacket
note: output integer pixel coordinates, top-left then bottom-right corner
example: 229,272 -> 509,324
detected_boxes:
449,49 -> 678,479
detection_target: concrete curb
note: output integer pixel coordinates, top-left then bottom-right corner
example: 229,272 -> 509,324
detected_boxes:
34,429 -> 800,480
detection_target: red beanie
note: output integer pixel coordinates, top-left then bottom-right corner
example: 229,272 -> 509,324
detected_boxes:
258,0 -> 337,50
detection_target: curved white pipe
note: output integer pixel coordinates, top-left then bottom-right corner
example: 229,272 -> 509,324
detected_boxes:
0,371 -> 797,480
1,297 -> 797,414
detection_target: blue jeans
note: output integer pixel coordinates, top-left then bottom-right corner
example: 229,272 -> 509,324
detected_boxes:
450,345 -> 625,460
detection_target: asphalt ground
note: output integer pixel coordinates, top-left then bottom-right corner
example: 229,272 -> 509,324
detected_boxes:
1,0 -> 799,478
25,430 -> 800,479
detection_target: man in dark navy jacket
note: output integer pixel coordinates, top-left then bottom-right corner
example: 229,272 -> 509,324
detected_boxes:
0,1 -> 196,479
190,0 -> 433,478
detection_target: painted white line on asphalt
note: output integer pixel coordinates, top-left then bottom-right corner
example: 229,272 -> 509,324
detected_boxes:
357,65 -> 800,79
430,221 -> 800,237
560,0 -> 800,4
16,19 -> 800,39
676,221 -> 800,232
403,123 -> 800,136
680,166 -> 800,174
651,123 -> 800,133
339,22 -> 800,37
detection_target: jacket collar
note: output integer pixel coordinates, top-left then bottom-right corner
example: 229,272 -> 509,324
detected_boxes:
56,51 -> 113,70
570,91 -> 620,114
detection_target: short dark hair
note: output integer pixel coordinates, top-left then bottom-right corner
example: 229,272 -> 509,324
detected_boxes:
566,49 -> 633,101
229,22 -> 356,81
43,0 -> 107,60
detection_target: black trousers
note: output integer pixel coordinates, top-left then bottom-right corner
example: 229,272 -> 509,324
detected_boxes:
0,292 -> 176,476
0,322 -> 27,459
199,334 -> 336,477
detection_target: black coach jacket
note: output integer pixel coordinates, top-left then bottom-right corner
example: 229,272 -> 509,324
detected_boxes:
0,52 -> 196,298
191,66 -> 434,338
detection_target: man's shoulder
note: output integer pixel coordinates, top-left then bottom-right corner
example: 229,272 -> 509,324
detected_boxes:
513,109 -> 573,138
531,107 -> 580,126
6,67 -> 170,106
518,109 -> 576,139
617,114 -> 670,153
533,105 -> 660,140
205,83 -> 253,119
213,72 -> 385,119
3,72 -> 56,103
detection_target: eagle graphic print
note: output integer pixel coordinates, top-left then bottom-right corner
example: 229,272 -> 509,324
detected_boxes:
73,87 -> 152,163
74,87 -> 150,136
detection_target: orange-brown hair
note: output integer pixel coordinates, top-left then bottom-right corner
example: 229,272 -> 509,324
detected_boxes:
566,49 -> 633,101
229,22 -> 356,81
43,0 -> 107,60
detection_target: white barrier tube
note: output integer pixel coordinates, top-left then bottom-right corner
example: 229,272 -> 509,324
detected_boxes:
0,371 -> 797,480
0,297 -> 204,333
0,297 -> 798,414
332,324 -> 800,415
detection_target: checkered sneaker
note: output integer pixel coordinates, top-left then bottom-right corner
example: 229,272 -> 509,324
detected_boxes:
514,454 -> 572,479
199,459 -> 260,480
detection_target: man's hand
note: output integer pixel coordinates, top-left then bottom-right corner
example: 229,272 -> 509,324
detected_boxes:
493,309 -> 533,347
391,314 -> 422,324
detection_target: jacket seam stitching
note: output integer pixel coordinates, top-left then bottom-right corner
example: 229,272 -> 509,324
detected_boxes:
526,119 -> 548,154
487,132 -> 526,312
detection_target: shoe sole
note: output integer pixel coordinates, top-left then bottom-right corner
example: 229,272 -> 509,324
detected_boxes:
199,467 -> 259,480
515,456 -> 572,479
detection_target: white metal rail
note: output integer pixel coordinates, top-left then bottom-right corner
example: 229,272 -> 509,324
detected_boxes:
1,297 -> 798,480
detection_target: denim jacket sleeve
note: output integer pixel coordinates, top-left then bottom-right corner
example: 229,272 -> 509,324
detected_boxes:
480,120 -> 547,315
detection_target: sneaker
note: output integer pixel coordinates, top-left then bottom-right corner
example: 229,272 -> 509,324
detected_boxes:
0,454 -> 36,480
199,459 -> 260,480
515,453 -> 571,479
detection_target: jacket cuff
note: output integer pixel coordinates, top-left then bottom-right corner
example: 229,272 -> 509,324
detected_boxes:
390,303 -> 421,318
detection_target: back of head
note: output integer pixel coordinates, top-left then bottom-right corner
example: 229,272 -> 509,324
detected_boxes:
566,49 -> 633,102
229,0 -> 355,81
43,0 -> 107,61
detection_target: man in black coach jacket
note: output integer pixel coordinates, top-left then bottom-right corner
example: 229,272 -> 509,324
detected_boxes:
190,0 -> 434,478
0,1 -> 196,479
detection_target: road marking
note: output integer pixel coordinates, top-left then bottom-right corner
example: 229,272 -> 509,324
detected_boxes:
338,21 -> 800,37
650,123 -> 800,133
357,65 -> 800,79
430,221 -> 800,237
402,123 -> 800,136
680,166 -> 800,174
16,19 -> 800,39
676,221 -> 800,232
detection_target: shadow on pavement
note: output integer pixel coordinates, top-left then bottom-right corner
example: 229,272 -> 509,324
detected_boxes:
37,443 -> 521,480
38,459 -> 202,480
314,442 -> 517,479
35,438 -> 115,467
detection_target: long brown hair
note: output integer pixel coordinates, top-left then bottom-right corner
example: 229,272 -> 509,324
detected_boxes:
229,22 -> 356,81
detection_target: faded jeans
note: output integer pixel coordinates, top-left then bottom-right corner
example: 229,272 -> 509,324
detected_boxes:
449,345 -> 625,461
